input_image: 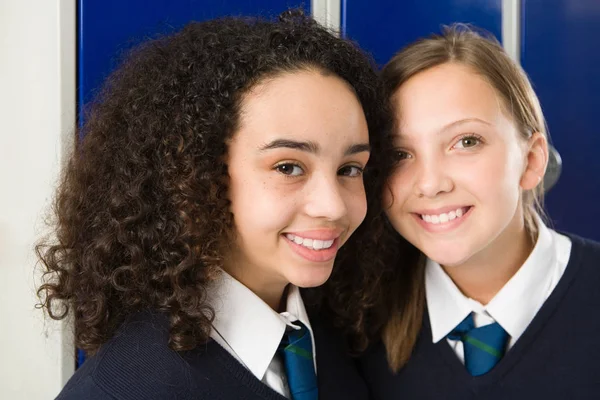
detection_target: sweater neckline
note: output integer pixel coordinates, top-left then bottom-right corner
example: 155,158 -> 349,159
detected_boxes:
427,233 -> 586,386
189,339 -> 289,400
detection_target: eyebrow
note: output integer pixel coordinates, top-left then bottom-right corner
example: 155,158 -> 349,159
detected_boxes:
345,143 -> 371,155
441,118 -> 492,131
394,117 -> 493,139
260,139 -> 319,153
259,139 -> 370,156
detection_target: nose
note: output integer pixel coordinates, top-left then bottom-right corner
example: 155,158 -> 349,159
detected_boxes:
414,156 -> 453,198
304,172 -> 349,221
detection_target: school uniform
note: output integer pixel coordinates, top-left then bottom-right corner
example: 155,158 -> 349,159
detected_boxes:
56,271 -> 368,400
360,222 -> 600,399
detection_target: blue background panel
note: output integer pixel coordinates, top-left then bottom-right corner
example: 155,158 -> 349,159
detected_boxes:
522,0 -> 600,240
78,0 -> 308,113
343,0 -> 502,67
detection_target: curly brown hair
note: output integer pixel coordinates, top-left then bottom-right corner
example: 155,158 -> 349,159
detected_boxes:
36,9 -> 393,356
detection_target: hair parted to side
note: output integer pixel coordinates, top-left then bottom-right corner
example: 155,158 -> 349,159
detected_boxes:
380,24 -> 550,371
36,9 -> 390,356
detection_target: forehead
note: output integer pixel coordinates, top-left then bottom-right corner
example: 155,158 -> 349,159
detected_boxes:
242,69 -> 357,111
393,63 -> 506,136
235,70 -> 367,144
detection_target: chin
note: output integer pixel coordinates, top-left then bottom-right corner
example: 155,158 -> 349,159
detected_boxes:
431,256 -> 469,268
421,244 -> 473,268
288,263 -> 334,288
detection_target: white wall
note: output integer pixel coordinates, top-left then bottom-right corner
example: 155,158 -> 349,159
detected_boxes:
0,0 -> 75,398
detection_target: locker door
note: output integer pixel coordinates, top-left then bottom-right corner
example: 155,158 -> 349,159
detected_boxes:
343,0 -> 502,66
78,0 -> 309,128
522,0 -> 600,240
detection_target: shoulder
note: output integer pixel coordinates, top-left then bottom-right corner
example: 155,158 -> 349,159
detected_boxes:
56,310 -> 192,400
55,372 -> 115,400
564,233 -> 600,266
552,233 -> 600,304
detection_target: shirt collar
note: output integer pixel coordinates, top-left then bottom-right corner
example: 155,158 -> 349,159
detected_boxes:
425,217 -> 557,343
425,257 -> 474,343
207,270 -> 315,380
486,219 -> 556,339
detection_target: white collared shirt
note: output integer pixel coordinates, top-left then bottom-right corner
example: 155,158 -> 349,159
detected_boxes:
206,270 -> 316,398
425,219 -> 572,363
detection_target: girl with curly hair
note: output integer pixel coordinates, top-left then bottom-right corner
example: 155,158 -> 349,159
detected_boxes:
37,10 -> 392,400
359,26 -> 600,399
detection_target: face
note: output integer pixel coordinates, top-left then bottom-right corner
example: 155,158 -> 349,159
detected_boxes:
385,62 -> 544,269
226,69 -> 370,299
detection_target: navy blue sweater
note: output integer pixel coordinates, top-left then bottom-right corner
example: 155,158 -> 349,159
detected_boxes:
360,234 -> 600,399
56,309 -> 368,400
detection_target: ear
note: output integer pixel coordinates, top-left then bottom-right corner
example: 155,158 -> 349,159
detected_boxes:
520,132 -> 548,191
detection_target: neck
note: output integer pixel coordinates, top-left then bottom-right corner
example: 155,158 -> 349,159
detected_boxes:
442,219 -> 535,305
221,263 -> 288,311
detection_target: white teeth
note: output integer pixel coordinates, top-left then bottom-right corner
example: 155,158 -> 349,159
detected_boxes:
285,234 -> 335,250
420,207 -> 468,225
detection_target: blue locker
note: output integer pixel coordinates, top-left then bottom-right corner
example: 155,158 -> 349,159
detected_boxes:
522,0 -> 600,240
343,0 -> 502,66
78,0 -> 309,127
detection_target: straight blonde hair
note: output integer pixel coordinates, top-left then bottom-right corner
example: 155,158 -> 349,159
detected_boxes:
381,24 -> 548,372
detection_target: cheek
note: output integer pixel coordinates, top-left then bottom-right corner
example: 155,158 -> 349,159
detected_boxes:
229,173 -> 296,235
383,169 -> 410,211
465,151 -> 523,210
233,197 -> 296,243
382,182 -> 394,210
484,149 -> 523,194
381,180 -> 408,233
345,182 -> 368,227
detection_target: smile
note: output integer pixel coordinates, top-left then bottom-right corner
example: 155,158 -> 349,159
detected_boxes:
284,233 -> 335,250
419,206 -> 471,225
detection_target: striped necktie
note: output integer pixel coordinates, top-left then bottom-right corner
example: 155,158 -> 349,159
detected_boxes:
447,313 -> 509,376
278,321 -> 318,400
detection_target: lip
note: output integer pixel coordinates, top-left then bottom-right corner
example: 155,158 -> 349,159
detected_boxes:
412,206 -> 473,233
283,234 -> 341,263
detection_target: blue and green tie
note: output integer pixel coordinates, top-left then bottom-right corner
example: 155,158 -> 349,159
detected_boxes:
447,313 -> 509,376
278,321 -> 318,400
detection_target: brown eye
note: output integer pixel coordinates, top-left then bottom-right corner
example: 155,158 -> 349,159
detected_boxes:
275,163 -> 304,176
454,135 -> 482,149
338,165 -> 363,177
461,137 -> 478,147
393,150 -> 411,162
